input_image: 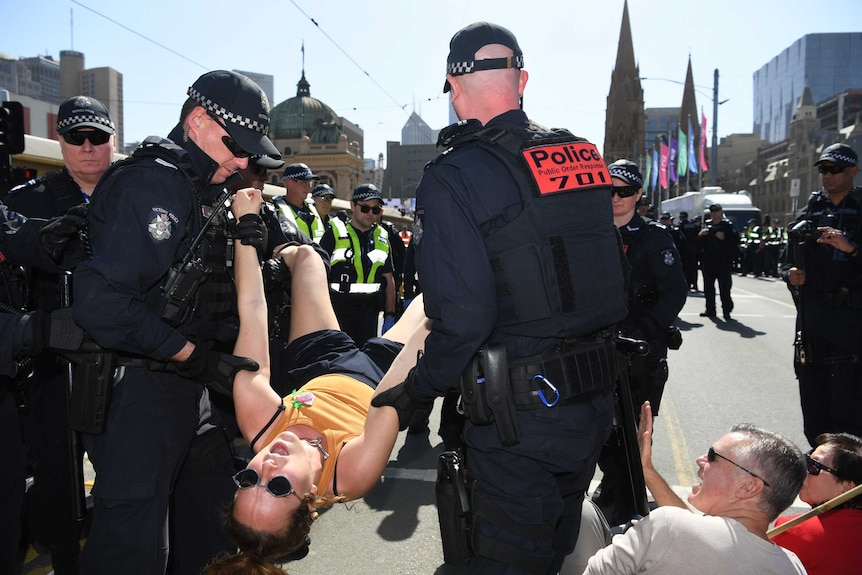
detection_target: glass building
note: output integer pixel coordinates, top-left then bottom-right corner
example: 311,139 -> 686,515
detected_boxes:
754,33 -> 862,143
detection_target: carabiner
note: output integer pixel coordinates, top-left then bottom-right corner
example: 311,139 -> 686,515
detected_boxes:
532,375 -> 560,407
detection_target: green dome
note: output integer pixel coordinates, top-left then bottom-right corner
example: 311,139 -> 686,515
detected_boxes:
270,72 -> 344,144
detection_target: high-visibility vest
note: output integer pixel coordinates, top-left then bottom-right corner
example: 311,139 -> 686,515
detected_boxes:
272,196 -> 326,242
328,217 -> 391,293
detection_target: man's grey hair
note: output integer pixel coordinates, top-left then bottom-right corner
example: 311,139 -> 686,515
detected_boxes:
730,424 -> 806,521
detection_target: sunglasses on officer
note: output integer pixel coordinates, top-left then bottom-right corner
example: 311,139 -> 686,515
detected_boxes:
62,130 -> 112,146
357,204 -> 382,215
805,452 -> 840,477
207,113 -> 252,159
611,185 -> 639,198
818,164 -> 845,175
316,196 -> 334,203
233,468 -> 303,501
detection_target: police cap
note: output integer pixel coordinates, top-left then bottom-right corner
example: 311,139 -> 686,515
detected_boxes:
353,183 -> 384,204
281,163 -> 319,181
608,159 -> 644,188
187,70 -> 278,158
815,143 -> 858,168
443,22 -> 524,93
312,183 -> 335,198
57,95 -> 115,135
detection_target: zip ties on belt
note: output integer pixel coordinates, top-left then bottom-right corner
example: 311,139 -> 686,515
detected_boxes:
532,375 -> 560,407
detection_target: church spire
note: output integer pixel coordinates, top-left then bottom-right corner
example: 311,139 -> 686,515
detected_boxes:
604,0 -> 644,163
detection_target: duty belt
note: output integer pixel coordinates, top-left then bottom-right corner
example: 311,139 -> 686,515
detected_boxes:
508,338 -> 617,409
807,287 -> 862,310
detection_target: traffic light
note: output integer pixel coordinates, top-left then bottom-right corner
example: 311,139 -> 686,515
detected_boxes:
0,101 -> 25,155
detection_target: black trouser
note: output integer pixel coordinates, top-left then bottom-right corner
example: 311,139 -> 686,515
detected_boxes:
701,260 -> 734,315
0,391 -> 25,573
331,292 -> 381,347
19,366 -> 82,574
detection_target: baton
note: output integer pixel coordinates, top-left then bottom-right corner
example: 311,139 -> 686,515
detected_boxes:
61,272 -> 87,522
768,482 -> 862,538
614,335 -> 650,518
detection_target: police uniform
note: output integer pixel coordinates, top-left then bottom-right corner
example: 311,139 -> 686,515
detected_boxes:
403,23 -> 626,575
697,205 -> 740,319
3,168 -> 89,573
272,163 -> 327,243
784,144 -> 862,445
596,175 -> 687,523
320,192 -> 394,347
71,71 -> 280,575
677,213 -> 701,290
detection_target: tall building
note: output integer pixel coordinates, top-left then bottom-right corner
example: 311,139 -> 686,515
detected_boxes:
753,33 -> 862,143
0,53 -> 61,103
401,111 -> 436,146
604,0 -> 645,163
644,107 -> 679,150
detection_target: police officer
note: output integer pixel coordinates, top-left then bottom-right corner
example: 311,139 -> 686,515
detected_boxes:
273,163 -> 326,242
372,203 -> 406,317
783,142 -> 862,446
698,203 -> 740,320
0,201 -> 87,574
742,217 -> 764,277
594,160 -> 687,526
320,183 -> 396,345
3,95 -> 117,574
678,211 -> 700,290
70,71 -> 274,575
373,22 -> 626,574
659,211 -> 688,259
310,182 -> 337,231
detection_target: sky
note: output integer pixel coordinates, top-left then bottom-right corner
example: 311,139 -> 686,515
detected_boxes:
3,0 -> 860,163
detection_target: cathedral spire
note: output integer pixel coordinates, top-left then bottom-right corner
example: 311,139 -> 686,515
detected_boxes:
604,0 -> 644,164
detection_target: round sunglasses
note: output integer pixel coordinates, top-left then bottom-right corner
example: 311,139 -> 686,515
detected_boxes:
233,468 -> 303,501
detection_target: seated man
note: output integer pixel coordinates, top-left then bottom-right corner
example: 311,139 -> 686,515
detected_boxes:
582,402 -> 808,575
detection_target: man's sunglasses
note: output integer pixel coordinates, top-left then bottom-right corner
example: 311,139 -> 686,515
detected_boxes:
358,204 -> 382,215
62,130 -> 112,146
805,453 -> 839,477
233,468 -> 302,500
818,164 -> 845,175
707,447 -> 771,486
208,113 -> 252,159
315,196 -> 334,203
611,185 -> 639,198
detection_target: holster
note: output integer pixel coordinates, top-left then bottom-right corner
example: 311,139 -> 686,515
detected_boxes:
436,450 -> 472,564
68,352 -> 117,435
459,343 -> 520,446
160,257 -> 210,327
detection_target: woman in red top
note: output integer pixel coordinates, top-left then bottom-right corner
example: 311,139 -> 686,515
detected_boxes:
772,432 -> 862,575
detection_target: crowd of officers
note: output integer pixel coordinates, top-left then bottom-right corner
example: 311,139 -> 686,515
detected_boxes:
0,30 -> 860,575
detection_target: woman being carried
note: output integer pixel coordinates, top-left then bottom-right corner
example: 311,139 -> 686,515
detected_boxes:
206,188 -> 430,574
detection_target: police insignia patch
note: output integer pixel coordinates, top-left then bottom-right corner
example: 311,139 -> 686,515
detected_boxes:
148,207 -> 178,241
661,249 -> 676,266
412,209 -> 424,246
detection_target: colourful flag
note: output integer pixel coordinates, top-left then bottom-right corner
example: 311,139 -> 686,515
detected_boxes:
688,118 -> 698,174
669,137 -> 678,184
659,143 -> 669,189
644,154 -> 653,193
677,126 -> 688,177
652,148 -> 659,190
700,111 -> 709,172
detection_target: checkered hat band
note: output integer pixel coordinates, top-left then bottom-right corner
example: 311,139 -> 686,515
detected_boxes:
608,166 -> 643,187
823,152 -> 857,166
447,55 -> 524,76
57,114 -> 115,131
284,169 -> 314,180
187,87 -> 268,134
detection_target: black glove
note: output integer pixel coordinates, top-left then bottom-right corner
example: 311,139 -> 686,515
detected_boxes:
234,213 -> 268,259
371,366 -> 434,431
39,203 -> 88,269
175,341 -> 259,397
21,310 -> 50,357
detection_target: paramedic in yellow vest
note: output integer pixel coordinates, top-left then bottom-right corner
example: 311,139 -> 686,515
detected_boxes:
272,163 -> 326,242
320,183 -> 396,346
